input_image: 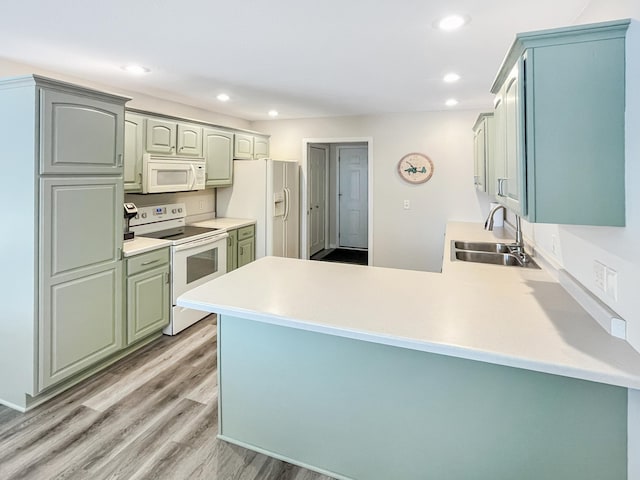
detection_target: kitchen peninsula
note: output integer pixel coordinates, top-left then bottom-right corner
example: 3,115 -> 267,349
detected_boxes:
178,223 -> 640,480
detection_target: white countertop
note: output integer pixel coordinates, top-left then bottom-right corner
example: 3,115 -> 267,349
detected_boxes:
191,217 -> 256,231
122,236 -> 171,257
178,222 -> 640,390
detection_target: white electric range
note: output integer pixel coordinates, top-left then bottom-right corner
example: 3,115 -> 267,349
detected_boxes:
130,203 -> 228,335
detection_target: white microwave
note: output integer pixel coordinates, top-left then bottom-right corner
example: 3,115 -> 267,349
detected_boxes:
142,154 -> 206,194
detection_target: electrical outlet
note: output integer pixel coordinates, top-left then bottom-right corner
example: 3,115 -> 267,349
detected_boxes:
403,200 -> 410,210
593,261 -> 606,292
199,200 -> 205,211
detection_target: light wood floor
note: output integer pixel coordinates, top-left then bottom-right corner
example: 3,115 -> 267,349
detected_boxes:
0,316 -> 334,480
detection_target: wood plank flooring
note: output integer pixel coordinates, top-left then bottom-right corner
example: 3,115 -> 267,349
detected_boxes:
0,316 -> 335,480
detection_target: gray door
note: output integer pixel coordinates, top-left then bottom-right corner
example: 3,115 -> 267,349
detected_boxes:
338,146 -> 368,249
308,146 -> 327,256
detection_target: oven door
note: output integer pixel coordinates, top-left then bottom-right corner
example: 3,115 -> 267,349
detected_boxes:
171,233 -> 228,304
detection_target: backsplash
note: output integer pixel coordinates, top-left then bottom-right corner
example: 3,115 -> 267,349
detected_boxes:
125,189 -> 216,223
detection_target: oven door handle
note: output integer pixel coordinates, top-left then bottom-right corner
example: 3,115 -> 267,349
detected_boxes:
173,233 -> 229,252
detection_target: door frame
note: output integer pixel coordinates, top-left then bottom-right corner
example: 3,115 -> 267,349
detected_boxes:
301,137 -> 373,264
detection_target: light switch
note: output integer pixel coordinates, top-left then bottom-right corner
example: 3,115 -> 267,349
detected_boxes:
403,200 -> 410,210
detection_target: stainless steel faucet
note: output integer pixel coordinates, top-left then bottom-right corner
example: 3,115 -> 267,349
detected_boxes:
484,205 -> 530,263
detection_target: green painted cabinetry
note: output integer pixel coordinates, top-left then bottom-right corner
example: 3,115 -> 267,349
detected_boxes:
491,19 -> 630,225
226,224 -> 256,272
203,127 -> 234,187
227,228 -> 238,272
125,248 -> 170,345
0,75 -> 129,408
472,113 -> 494,194
145,117 -> 202,156
124,112 -> 144,191
234,133 -> 270,160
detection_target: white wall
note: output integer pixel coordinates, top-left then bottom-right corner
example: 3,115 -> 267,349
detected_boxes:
0,58 -> 252,130
253,110 -> 489,272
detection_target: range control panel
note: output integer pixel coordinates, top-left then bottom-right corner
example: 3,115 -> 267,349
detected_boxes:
129,203 -> 186,227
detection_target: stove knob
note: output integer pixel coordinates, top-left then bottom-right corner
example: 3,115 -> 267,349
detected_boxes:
141,213 -> 147,219
134,214 -> 139,219
172,209 -> 176,214
178,208 -> 183,213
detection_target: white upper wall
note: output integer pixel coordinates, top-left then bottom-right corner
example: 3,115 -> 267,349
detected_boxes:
0,58 -> 252,130
253,110 -> 490,272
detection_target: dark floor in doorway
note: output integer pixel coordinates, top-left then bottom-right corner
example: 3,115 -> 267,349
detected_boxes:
311,248 -> 368,266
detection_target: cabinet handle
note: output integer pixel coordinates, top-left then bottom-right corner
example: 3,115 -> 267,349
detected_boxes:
164,272 -> 170,284
117,153 -> 123,167
141,259 -> 160,266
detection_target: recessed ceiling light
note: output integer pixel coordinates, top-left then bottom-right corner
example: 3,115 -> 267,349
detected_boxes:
217,93 -> 230,102
268,110 -> 279,117
445,98 -> 459,107
122,64 -> 150,75
437,14 -> 468,31
443,72 -> 461,83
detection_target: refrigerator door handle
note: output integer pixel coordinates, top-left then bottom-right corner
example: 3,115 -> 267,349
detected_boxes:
283,187 -> 290,222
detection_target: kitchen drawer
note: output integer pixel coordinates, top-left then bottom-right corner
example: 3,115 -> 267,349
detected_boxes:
127,248 -> 169,276
237,224 -> 255,241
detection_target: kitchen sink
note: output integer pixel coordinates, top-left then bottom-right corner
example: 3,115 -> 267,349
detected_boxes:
451,241 -> 540,269
453,241 -> 511,253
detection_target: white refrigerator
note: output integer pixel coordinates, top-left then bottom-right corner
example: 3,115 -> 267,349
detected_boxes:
217,159 -> 300,259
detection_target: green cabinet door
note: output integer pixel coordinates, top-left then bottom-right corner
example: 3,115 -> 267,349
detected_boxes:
472,113 -> 494,194
502,63 -> 525,216
40,88 -> 124,175
238,236 -> 255,268
234,133 -> 254,159
124,113 -> 144,192
177,123 -> 203,156
39,176 -> 124,390
125,248 -> 170,345
227,229 -> 238,272
253,135 -> 270,159
203,127 -> 234,187
146,117 -> 177,154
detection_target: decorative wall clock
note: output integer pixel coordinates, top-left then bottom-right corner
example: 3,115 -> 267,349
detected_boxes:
397,153 -> 434,184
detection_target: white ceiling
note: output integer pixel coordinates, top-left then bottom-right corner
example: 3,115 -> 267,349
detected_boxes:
0,0 -> 592,121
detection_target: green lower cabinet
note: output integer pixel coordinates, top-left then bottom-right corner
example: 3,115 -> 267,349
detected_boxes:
237,237 -> 255,268
40,262 -> 124,391
227,229 -> 238,272
125,248 -> 170,345
227,224 -> 255,272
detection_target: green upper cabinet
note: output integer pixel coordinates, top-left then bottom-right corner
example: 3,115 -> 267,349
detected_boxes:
124,112 -> 144,191
234,133 -> 270,160
203,127 -> 234,187
491,19 -> 630,226
234,133 -> 254,159
145,117 -> 177,154
472,113 -> 494,194
254,135 -> 270,159
177,123 -> 203,156
145,117 -> 202,157
40,89 -> 124,175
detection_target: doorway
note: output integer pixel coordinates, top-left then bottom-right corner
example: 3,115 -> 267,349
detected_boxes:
303,139 -> 372,265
